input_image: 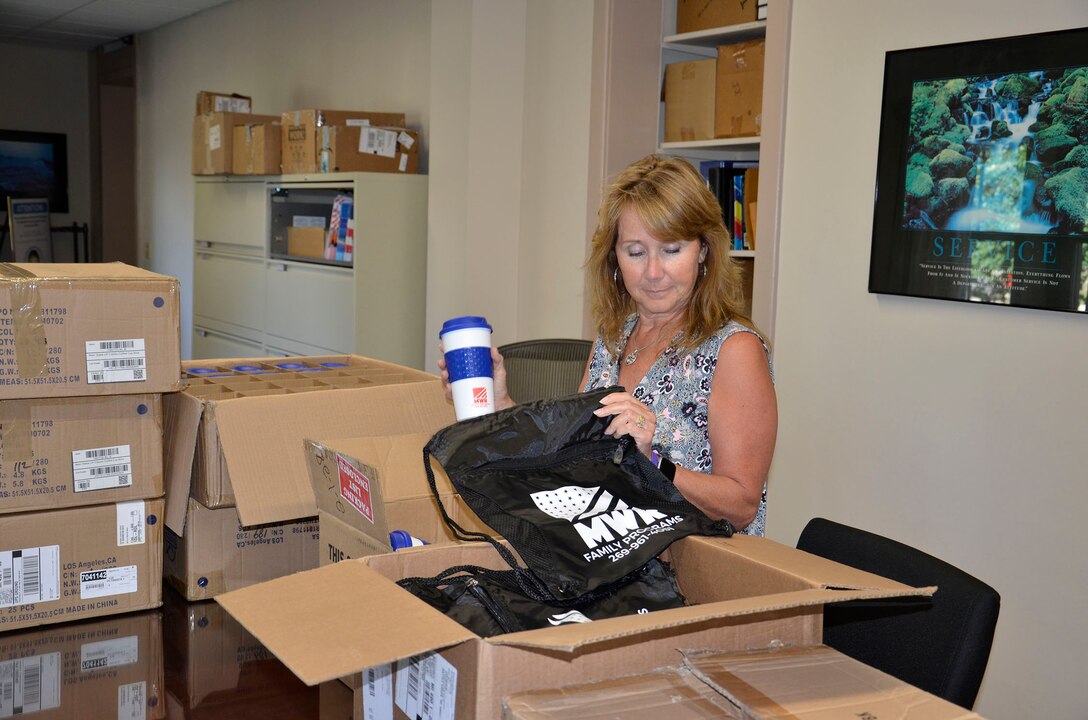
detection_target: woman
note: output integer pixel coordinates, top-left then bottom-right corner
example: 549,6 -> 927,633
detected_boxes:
441,154 -> 777,534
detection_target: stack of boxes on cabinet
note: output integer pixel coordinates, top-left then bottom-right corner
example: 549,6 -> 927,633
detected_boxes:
191,90 -> 420,178
665,0 -> 767,253
0,264 -> 181,634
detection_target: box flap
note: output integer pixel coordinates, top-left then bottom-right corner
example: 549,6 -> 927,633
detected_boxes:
486,585 -> 934,653
163,391 -> 205,534
213,381 -> 452,526
215,559 -> 476,685
683,645 -> 984,719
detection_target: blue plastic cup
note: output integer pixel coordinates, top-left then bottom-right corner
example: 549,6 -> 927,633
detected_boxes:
440,316 -> 495,420
389,530 -> 429,550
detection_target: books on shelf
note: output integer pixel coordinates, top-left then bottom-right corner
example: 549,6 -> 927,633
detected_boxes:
699,160 -> 759,251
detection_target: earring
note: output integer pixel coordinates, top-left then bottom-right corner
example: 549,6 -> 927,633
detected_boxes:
701,263 -> 707,277
613,267 -> 620,283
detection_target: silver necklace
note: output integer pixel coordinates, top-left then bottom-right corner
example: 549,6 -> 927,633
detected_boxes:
622,324 -> 673,366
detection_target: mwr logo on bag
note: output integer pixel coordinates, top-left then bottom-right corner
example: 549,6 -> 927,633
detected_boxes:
424,387 -> 733,601
530,486 -> 686,565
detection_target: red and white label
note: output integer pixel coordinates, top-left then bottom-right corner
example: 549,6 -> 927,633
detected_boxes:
472,386 -> 489,408
336,454 -> 375,524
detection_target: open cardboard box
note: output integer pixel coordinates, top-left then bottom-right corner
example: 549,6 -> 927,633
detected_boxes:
217,534 -> 933,720
306,433 -> 491,565
503,644 -> 986,719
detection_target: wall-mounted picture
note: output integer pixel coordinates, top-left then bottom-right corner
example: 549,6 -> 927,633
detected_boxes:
0,129 -> 69,215
868,26 -> 1088,314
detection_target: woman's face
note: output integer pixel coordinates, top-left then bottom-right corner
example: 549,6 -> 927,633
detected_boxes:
615,204 -> 706,320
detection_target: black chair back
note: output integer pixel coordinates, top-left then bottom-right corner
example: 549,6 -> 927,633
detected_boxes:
498,338 -> 592,404
797,517 -> 1000,709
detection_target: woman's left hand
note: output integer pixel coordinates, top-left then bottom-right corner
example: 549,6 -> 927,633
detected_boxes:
594,391 -> 655,457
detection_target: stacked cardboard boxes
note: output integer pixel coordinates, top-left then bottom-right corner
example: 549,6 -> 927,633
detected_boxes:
162,354 -> 459,600
280,109 -> 420,175
663,39 -> 765,142
0,263 -> 181,632
192,90 -> 279,175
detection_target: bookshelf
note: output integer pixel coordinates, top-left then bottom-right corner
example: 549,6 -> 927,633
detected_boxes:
656,0 -> 792,340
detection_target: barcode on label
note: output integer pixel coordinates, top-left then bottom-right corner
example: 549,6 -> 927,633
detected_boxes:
22,554 -> 40,598
102,358 -> 145,369
88,464 -> 130,477
406,662 -> 420,704
83,447 -> 121,459
94,340 -> 136,350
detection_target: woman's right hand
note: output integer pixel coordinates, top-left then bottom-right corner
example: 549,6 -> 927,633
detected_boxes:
438,345 -> 516,411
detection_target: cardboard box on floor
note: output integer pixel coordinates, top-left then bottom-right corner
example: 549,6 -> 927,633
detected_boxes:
192,112 -> 279,175
664,59 -> 717,142
715,39 -> 765,139
280,109 -> 407,174
232,122 -> 282,175
0,263 -> 181,400
0,610 -> 165,719
0,394 -> 163,514
0,499 -> 164,632
216,535 -> 933,720
162,355 -> 456,598
306,434 -> 491,565
504,645 -> 987,719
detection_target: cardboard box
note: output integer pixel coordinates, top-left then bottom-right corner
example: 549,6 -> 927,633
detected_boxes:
280,109 -> 407,174
715,39 -> 765,138
0,263 -> 181,400
325,125 -> 420,174
0,393 -> 163,515
162,585 -> 317,715
217,535 -> 932,720
676,0 -> 759,34
307,434 -> 491,565
664,59 -> 716,142
192,112 -> 278,175
163,354 -> 447,520
232,122 -> 282,175
0,610 -> 164,719
0,499 -> 164,632
196,90 -> 252,115
503,645 -> 988,719
286,226 -> 327,259
163,497 -> 319,600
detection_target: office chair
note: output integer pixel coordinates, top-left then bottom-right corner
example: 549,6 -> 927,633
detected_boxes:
796,517 -> 1000,709
497,338 -> 593,403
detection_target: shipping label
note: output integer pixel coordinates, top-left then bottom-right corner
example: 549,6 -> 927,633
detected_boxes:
79,565 -> 137,600
117,681 -> 146,720
394,652 -> 456,720
116,501 -> 146,547
0,545 -> 61,608
85,339 -> 146,384
363,663 -> 394,720
72,444 -> 133,493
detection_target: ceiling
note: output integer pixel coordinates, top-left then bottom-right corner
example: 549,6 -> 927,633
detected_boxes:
0,0 -> 235,51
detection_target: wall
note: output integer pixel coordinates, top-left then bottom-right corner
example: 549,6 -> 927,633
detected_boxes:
766,1 -> 1088,718
0,42 -> 90,254
136,0 -> 432,360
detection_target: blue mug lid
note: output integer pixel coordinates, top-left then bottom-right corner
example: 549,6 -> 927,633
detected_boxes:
187,367 -> 220,374
232,364 -> 263,372
321,362 -> 349,368
440,316 -> 492,337
276,362 -> 309,370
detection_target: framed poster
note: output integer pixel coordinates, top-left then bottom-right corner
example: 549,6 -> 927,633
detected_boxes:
868,26 -> 1088,314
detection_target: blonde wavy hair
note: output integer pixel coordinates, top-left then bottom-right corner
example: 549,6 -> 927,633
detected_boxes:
586,154 -> 754,355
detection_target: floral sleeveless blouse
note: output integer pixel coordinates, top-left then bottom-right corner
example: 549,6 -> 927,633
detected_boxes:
583,315 -> 771,535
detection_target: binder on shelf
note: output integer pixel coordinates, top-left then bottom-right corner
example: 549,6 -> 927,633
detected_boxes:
699,160 -> 759,250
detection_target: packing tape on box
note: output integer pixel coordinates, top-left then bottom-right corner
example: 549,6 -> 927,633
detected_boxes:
0,399 -> 33,467
0,263 -> 48,379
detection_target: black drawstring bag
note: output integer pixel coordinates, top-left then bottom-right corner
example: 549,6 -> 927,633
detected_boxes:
417,387 -> 734,605
399,557 -> 686,638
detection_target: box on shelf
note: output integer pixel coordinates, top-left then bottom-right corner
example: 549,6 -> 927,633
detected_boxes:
280,109 -> 407,174
286,226 -> 327,259
217,535 -> 933,720
196,90 -> 253,115
0,263 -> 181,400
307,434 -> 490,566
664,59 -> 716,142
0,393 -> 163,515
0,610 -> 165,719
0,499 -> 164,632
715,39 -> 765,139
232,122 -> 282,175
325,125 -> 420,174
676,0 -> 759,34
503,645 -> 988,719
193,112 -> 279,175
